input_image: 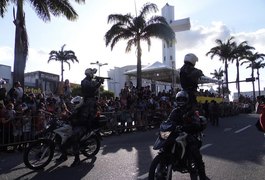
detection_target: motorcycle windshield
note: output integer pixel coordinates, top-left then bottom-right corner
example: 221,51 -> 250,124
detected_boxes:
160,120 -> 176,132
153,137 -> 166,150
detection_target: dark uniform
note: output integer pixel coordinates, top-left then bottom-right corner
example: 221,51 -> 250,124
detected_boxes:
180,62 -> 204,108
167,103 -> 209,180
177,53 -> 209,180
56,68 -> 103,167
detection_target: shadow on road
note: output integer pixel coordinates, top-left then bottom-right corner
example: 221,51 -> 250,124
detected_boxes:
101,128 -> 158,178
14,156 -> 97,180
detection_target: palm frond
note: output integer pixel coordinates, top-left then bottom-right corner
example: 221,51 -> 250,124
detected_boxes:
105,25 -> 134,47
47,0 -> 78,21
139,3 -> 157,18
143,23 -> 175,43
30,0 -> 79,22
0,0 -> 9,18
126,39 -> 135,52
74,0 -> 85,4
107,14 -> 132,25
110,33 -> 132,51
30,0 -> 51,22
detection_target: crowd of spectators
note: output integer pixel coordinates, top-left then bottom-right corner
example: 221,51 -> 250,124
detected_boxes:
0,81 -> 72,149
0,81 -> 255,150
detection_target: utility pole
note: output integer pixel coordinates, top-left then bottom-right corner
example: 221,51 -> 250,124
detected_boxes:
90,61 -> 108,98
90,61 -> 108,77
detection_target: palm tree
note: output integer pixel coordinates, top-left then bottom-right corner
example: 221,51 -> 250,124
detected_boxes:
210,67 -> 224,95
232,41 -> 255,97
206,36 -> 237,94
241,51 -> 265,101
104,2 -> 175,89
0,0 -> 85,87
253,60 -> 265,96
48,44 -> 79,82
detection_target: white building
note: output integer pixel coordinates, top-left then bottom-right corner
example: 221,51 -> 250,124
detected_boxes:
24,71 -> 60,94
107,65 -> 136,97
0,64 -> 12,90
233,90 -> 265,101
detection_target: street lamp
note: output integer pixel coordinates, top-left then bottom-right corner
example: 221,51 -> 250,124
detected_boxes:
90,61 -> 108,99
90,61 -> 108,77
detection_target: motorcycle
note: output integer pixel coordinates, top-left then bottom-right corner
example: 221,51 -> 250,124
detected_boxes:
23,114 -> 102,170
148,115 -> 206,180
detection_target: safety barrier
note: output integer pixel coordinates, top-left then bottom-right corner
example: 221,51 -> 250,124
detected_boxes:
0,109 -> 170,150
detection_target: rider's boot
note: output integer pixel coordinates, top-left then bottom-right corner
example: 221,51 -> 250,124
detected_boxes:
55,153 -> 68,163
199,175 -> 210,180
70,155 -> 80,167
198,166 -> 210,180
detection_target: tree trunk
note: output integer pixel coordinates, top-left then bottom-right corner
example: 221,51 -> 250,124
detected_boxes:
224,60 -> 229,94
251,66 -> 256,102
236,59 -> 241,97
61,60 -> 64,82
257,69 -> 261,96
136,39 -> 142,90
13,0 -> 27,88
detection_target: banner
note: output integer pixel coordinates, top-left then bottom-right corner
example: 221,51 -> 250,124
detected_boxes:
196,96 -> 223,103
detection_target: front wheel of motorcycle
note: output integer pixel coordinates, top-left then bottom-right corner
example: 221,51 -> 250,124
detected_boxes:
81,136 -> 100,158
148,154 -> 172,180
23,139 -> 55,170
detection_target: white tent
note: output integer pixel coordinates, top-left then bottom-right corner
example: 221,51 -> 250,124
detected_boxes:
124,61 -> 179,83
124,61 -> 220,85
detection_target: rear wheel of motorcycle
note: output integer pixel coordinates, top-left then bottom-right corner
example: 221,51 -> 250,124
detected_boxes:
23,139 -> 54,170
148,154 -> 172,180
81,136 -> 100,158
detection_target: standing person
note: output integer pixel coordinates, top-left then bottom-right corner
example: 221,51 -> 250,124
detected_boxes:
7,81 -> 24,104
63,79 -> 72,101
210,100 -> 220,126
180,53 -> 204,112
203,100 -> 209,122
0,103 -> 8,149
56,68 -> 104,167
6,103 -> 19,143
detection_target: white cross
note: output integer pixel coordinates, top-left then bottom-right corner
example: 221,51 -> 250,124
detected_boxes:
162,3 -> 191,68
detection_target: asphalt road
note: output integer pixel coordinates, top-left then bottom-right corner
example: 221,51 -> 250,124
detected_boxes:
1,113 -> 265,180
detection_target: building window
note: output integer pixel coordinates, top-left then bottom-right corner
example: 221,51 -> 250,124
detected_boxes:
164,56 -> 166,62
170,56 -> 173,60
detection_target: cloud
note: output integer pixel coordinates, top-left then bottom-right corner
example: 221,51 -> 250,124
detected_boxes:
0,46 -> 13,67
234,28 -> 265,52
1,20 -> 265,95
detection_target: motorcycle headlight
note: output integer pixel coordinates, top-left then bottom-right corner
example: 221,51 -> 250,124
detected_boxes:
160,131 -> 171,139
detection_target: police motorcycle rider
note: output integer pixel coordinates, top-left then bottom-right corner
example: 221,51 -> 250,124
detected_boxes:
166,91 -> 209,180
166,53 -> 209,180
56,68 -> 104,167
180,53 -> 204,111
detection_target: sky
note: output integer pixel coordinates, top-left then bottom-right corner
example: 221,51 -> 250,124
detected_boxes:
0,0 -> 265,99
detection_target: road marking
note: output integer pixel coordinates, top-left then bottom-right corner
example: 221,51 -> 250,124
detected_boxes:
224,128 -> 232,132
234,125 -> 251,133
200,143 -> 213,150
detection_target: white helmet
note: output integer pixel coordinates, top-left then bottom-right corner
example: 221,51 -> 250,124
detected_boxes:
85,68 -> 97,77
71,96 -> 84,109
184,53 -> 198,66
